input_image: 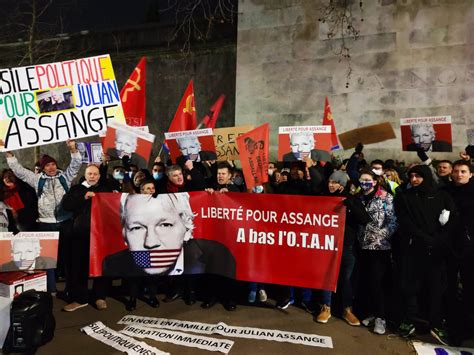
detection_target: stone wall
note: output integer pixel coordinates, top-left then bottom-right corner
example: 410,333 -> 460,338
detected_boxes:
236,0 -> 474,162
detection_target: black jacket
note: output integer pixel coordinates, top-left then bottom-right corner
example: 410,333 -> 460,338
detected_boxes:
443,178 -> 474,255
395,165 -> 455,254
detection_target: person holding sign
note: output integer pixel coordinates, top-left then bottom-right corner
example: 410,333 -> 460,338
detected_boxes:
5,140 -> 82,293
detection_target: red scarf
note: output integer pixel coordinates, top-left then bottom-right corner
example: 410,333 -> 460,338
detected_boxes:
166,180 -> 184,193
4,189 -> 24,212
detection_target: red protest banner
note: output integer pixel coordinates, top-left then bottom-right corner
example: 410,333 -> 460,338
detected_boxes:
90,192 -> 346,291
236,123 -> 269,190
120,57 -> 146,126
322,97 -> 340,151
168,80 -> 197,132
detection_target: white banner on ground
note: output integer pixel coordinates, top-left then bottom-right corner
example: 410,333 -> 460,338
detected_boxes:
121,325 -> 234,354
413,341 -> 474,355
81,321 -> 168,355
118,316 -> 333,349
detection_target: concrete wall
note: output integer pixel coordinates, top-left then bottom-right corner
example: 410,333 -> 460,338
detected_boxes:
235,0 -> 474,162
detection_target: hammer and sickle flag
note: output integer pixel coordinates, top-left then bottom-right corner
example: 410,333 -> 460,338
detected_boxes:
322,96 -> 340,151
119,57 -> 146,126
168,80 -> 197,132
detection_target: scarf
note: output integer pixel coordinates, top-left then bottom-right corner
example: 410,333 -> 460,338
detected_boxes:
167,180 -> 184,193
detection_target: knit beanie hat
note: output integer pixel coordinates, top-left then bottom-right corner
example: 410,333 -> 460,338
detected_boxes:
329,170 -> 349,187
40,155 -> 57,171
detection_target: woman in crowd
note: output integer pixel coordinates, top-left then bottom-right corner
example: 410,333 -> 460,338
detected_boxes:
356,169 -> 397,335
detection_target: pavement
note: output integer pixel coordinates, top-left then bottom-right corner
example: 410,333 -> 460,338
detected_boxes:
34,290 -> 422,355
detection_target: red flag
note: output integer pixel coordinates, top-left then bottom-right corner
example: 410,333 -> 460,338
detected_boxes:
168,80 -> 197,132
120,57 -> 146,126
236,123 -> 269,190
322,97 -> 340,151
201,94 -> 225,129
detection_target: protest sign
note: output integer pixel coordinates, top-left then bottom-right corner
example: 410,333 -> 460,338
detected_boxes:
118,316 -> 333,349
90,191 -> 346,291
164,128 -> 217,164
412,341 -> 474,355
338,122 -> 396,150
120,325 -> 234,354
278,126 -> 332,162
236,123 -> 269,189
77,142 -> 102,164
81,321 -> 167,355
0,55 -> 125,151
400,116 -> 452,152
0,232 -> 58,272
102,120 -> 155,169
213,125 -> 253,161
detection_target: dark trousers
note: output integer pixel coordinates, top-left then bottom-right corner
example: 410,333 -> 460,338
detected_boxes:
359,249 -> 391,318
126,277 -> 158,298
202,274 -> 237,303
399,247 -> 446,328
37,220 -> 73,292
338,244 -> 357,308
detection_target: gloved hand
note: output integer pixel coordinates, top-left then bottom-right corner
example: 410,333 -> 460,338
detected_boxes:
416,146 -> 429,162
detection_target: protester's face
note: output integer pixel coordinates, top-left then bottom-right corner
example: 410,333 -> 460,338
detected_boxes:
169,169 -> 184,185
437,162 -> 452,177
141,183 -> 156,195
133,171 -> 146,187
152,165 -> 164,174
452,165 -> 472,186
43,162 -> 57,176
410,172 -> 424,187
411,125 -> 435,151
123,196 -> 187,274
85,166 -> 100,186
290,135 -> 314,160
217,168 -> 232,185
384,171 -> 394,181
178,138 -> 201,160
273,171 -> 282,183
130,166 -> 138,175
268,163 -> 275,170
2,176 -> 15,189
371,163 -> 384,176
328,179 -> 343,193
359,174 -> 376,194
115,133 -> 137,157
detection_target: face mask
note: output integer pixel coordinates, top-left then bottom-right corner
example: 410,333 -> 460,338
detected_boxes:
128,171 -> 134,178
233,176 -> 244,186
113,171 -> 125,180
359,181 -> 374,191
252,185 -> 264,193
372,168 -> 383,176
268,169 -> 274,176
153,172 -> 164,180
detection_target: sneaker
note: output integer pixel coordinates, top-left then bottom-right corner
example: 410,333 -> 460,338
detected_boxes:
258,289 -> 268,302
343,307 -> 360,326
248,290 -> 257,303
373,318 -> 386,335
276,298 -> 294,310
431,328 -> 450,346
316,305 -> 331,323
301,301 -> 317,314
398,322 -> 415,338
63,302 -> 88,312
362,316 -> 375,327
95,299 -> 107,310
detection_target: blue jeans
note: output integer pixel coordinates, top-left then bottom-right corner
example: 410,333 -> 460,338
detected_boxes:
249,282 -> 265,292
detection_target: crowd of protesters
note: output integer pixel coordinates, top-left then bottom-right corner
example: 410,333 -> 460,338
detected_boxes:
0,140 -> 473,347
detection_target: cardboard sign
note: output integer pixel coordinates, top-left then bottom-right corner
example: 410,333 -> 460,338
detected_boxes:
0,55 -> 125,151
90,192 -> 346,291
278,126 -> 332,162
213,125 -> 254,161
0,232 -> 59,272
400,116 -> 452,152
338,122 -> 396,150
102,120 -> 155,169
164,128 -> 217,164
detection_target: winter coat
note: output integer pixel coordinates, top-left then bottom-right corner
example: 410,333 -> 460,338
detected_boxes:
357,186 -> 398,250
7,153 -> 82,223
